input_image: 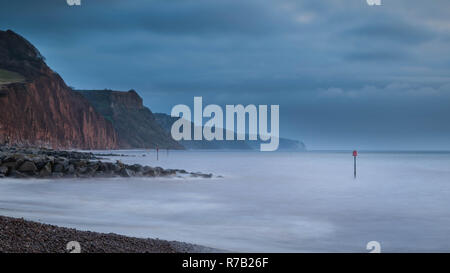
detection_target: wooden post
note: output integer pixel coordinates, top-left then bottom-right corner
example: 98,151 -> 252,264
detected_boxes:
353,150 -> 358,178
156,146 -> 159,161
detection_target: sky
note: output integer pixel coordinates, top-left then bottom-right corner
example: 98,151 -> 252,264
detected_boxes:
1,0 -> 450,150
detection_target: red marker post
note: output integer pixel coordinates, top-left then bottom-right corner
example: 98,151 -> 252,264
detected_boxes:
353,150 -> 358,178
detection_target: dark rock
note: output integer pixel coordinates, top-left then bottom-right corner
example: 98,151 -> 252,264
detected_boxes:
74,160 -> 88,168
190,172 -> 213,178
35,161 -> 46,170
113,161 -> 124,172
39,162 -> 52,177
2,161 -> 18,169
56,158 -> 69,169
87,162 -> 99,172
47,156 -> 55,164
84,167 -> 96,176
77,167 -> 87,174
66,164 -> 75,174
143,169 -> 155,176
52,172 -> 63,178
120,168 -> 133,177
154,167 -> 163,176
10,170 -> 27,178
0,146 -> 213,179
18,161 -> 37,173
0,166 -> 8,175
129,164 -> 143,173
53,163 -> 64,173
116,160 -> 124,167
31,156 -> 45,165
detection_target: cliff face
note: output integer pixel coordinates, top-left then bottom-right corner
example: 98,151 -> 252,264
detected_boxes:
76,90 -> 183,149
0,30 -> 118,149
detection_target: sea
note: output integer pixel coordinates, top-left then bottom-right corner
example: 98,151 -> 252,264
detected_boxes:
1,150 -> 450,252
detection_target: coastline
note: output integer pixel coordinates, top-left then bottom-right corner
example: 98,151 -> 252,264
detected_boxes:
0,147 -> 220,253
0,215 -> 220,253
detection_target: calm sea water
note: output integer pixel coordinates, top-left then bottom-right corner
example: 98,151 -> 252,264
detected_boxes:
1,150 -> 450,252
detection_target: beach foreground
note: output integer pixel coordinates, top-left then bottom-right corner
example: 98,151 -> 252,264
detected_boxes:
0,215 -> 217,253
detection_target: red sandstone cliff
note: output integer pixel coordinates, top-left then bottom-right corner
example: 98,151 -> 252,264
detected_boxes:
0,30 -> 118,149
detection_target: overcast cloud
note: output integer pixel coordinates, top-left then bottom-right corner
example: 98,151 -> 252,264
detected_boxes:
1,0 -> 450,149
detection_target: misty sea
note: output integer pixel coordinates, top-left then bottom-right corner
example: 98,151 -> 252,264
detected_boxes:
1,150 -> 450,252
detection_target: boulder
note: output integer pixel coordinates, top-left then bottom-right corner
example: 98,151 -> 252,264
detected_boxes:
143,169 -> 155,176
53,163 -> 64,173
154,167 -> 163,176
84,167 -> 96,176
190,172 -> 213,178
0,166 -> 8,175
88,162 -> 99,172
129,164 -> 144,173
10,170 -> 27,178
2,161 -> 18,169
56,158 -> 69,169
18,161 -> 37,173
120,168 -> 133,177
66,164 -> 75,174
52,172 -> 63,178
39,162 -> 52,177
74,160 -> 88,168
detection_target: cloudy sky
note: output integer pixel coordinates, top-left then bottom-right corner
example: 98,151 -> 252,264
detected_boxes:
1,0 -> 450,150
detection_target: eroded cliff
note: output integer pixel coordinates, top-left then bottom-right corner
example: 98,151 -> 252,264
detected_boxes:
0,30 -> 118,149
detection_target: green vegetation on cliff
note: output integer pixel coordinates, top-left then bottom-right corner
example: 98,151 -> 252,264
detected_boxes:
0,69 -> 24,85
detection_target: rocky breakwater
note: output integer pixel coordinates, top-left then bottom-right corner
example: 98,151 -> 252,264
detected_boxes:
0,147 -> 213,179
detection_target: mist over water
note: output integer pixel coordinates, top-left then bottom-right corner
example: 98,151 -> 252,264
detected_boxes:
1,151 -> 450,252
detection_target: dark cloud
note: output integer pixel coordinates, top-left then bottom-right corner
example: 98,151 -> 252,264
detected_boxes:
346,21 -> 435,45
345,50 -> 409,62
1,0 -> 450,149
1,0 -> 298,37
